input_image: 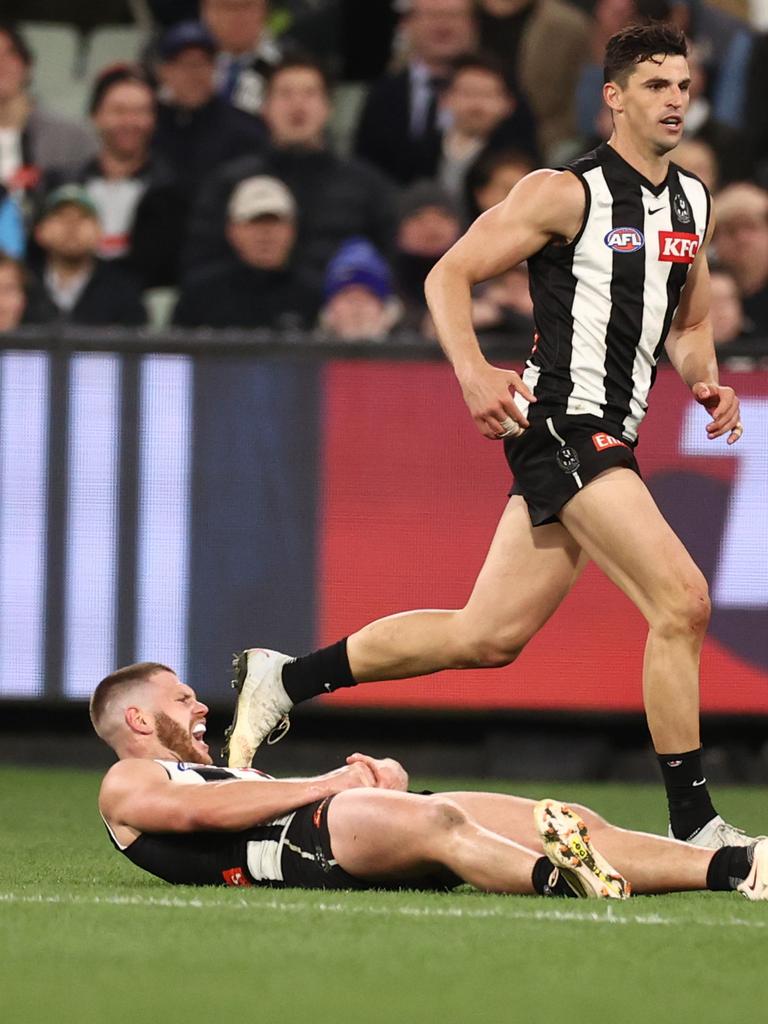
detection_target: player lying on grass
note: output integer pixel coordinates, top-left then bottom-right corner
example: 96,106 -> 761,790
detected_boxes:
91,662 -> 768,900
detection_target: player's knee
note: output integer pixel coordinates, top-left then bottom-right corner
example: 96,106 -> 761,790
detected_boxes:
422,796 -> 468,834
654,575 -> 711,638
568,802 -> 606,829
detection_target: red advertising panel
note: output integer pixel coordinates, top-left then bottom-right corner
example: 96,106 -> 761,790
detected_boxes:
318,362 -> 768,712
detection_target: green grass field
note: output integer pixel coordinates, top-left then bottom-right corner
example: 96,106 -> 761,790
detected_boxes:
2,766 -> 766,1024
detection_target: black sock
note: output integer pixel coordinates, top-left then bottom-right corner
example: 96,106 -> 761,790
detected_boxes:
657,747 -> 717,840
531,857 -> 577,898
280,638 -> 358,704
706,845 -> 755,891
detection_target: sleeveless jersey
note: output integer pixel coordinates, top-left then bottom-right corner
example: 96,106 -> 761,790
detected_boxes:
103,760 -> 294,888
520,142 -> 711,443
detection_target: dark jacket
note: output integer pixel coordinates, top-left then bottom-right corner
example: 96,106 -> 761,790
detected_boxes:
153,97 -> 267,200
173,261 -> 320,329
48,155 -> 188,288
44,260 -> 146,327
184,147 -> 396,288
353,69 -> 441,187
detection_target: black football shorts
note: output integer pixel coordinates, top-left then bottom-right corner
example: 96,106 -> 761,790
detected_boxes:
280,796 -> 461,892
505,414 -> 640,526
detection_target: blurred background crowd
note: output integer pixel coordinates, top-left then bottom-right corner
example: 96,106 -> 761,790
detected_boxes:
1,0 -> 768,352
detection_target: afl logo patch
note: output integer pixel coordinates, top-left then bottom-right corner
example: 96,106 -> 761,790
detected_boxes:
604,227 -> 645,253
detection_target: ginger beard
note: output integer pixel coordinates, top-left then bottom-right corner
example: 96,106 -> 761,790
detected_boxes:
154,711 -> 212,764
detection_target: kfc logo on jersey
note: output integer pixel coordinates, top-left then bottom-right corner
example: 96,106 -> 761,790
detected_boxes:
604,227 -> 645,253
658,231 -> 700,263
592,432 -> 628,452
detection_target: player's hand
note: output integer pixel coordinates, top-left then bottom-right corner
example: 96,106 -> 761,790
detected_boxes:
322,761 -> 378,793
346,752 -> 409,791
692,381 -> 743,445
458,361 -> 536,440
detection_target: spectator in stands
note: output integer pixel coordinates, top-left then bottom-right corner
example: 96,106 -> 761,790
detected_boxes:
394,180 -> 461,322
59,65 -> 186,287
713,183 -> 768,337
0,252 -> 56,329
319,238 -> 402,341
154,21 -> 267,201
202,0 -> 282,116
33,185 -> 146,326
0,23 -> 97,208
174,174 -> 320,328
432,54 -> 537,206
709,266 -> 751,348
679,43 -> 750,186
464,147 -> 535,222
475,0 -> 590,161
672,138 -> 718,195
0,184 -> 23,257
471,262 -> 534,337
354,0 -> 477,186
185,56 -> 397,288
0,252 -> 26,331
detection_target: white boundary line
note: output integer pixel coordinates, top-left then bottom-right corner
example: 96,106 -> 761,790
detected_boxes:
1,891 -> 765,929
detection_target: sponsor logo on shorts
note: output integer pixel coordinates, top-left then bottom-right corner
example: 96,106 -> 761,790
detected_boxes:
592,432 -> 628,452
604,227 -> 645,253
658,231 -> 700,263
313,797 -> 329,829
222,867 -> 252,887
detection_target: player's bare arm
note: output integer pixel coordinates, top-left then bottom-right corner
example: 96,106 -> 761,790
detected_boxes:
98,756 -> 389,839
665,215 -> 742,444
424,170 -> 586,439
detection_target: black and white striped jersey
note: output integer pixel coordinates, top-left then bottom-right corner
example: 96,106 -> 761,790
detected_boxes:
102,760 -> 293,887
519,142 -> 711,443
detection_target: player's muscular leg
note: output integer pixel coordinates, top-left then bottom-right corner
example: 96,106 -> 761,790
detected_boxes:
327,789 -> 537,893
444,791 -> 712,893
346,497 -> 585,681
558,468 -> 710,753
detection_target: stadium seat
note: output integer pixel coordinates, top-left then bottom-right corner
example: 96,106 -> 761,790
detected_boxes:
328,82 -> 368,157
19,22 -> 85,118
83,25 -> 147,80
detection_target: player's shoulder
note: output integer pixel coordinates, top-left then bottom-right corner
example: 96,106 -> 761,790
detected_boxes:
513,167 -> 586,209
101,758 -> 169,796
670,160 -> 711,197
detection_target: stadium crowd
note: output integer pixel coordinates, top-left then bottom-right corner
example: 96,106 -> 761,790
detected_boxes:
0,0 -> 767,353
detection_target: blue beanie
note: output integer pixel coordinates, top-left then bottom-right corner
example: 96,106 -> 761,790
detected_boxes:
324,238 -> 393,301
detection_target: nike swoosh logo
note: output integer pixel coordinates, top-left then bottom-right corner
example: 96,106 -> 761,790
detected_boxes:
648,206 -> 665,215
692,778 -> 707,787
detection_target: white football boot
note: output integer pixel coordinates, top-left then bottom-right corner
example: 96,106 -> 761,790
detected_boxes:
669,815 -> 764,849
737,839 -> 768,901
534,799 -> 631,899
222,649 -> 294,768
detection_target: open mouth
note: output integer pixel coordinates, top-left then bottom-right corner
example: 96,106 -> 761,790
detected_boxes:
660,116 -> 682,129
191,721 -> 208,749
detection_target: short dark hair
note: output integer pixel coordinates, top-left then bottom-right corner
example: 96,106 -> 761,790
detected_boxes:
89,63 -> 155,115
449,52 -> 511,90
0,22 -> 33,67
90,661 -> 173,734
265,54 -> 333,96
604,23 -> 688,87
464,147 -> 536,220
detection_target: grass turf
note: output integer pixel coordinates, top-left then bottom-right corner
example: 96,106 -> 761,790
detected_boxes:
1,766 -> 766,1024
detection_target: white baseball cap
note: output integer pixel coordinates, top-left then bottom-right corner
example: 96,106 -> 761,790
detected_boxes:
228,176 -> 297,222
